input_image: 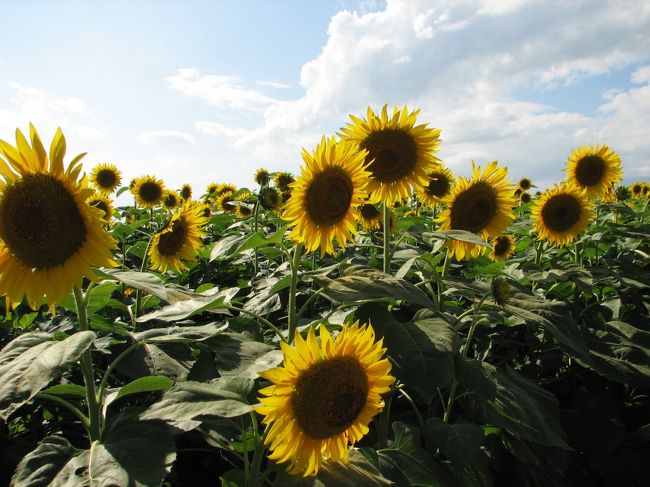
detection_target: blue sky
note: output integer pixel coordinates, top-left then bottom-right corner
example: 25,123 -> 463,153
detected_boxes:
1,0 -> 649,201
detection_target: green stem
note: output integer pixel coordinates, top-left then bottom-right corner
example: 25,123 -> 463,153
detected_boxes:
97,340 -> 146,404
534,239 -> 545,267
227,305 -> 286,343
249,412 -> 267,487
133,235 -> 153,324
288,243 -> 303,342
296,288 -> 325,322
437,248 -> 451,310
36,393 -> 90,428
253,201 -> 261,275
383,204 -> 391,274
396,383 -> 426,433
377,389 -> 393,449
73,286 -> 102,442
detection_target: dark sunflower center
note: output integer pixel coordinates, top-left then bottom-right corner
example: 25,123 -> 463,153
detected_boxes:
541,194 -> 581,232
96,169 -> 117,189
575,156 -> 605,187
164,194 -> 177,208
519,178 -> 532,191
292,356 -> 368,440
0,174 -> 87,269
181,186 -> 192,199
450,182 -> 498,233
362,129 -> 418,183
157,219 -> 188,256
305,167 -> 353,226
360,203 -> 381,220
139,181 -> 163,202
426,174 -> 451,198
493,237 -> 511,256
90,199 -> 110,217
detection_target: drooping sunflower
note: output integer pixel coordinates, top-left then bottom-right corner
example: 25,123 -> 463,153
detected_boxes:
437,161 -> 516,260
564,144 -> 622,200
255,168 -> 270,186
340,105 -> 442,205
148,201 -> 208,274
358,203 -> 382,231
490,235 -> 516,261
131,175 -> 165,208
0,124 -> 116,307
283,136 -> 370,256
518,177 -> 532,191
415,165 -> 455,207
260,186 -> 282,211
491,276 -> 511,307
89,162 -> 122,194
86,193 -> 114,222
255,322 -> 394,476
180,183 -> 192,201
532,184 -> 593,247
275,172 -> 295,191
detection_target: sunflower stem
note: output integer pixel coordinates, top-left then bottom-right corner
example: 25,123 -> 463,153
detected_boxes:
227,305 -> 287,343
97,340 -> 146,406
249,412 -> 267,487
288,243 -> 303,342
253,200 -> 261,275
534,239 -> 545,268
383,204 -> 391,274
73,286 -> 102,443
437,247 -> 451,310
133,235 -> 153,324
377,387 -> 393,449
36,393 -> 90,429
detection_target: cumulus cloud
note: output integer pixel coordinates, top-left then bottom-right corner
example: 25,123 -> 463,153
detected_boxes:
173,0 -> 650,185
135,130 -> 196,146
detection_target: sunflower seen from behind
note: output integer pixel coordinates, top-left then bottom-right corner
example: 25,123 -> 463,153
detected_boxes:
89,162 -> 122,194
148,201 -> 208,274
283,136 -> 370,256
438,161 -> 516,260
564,144 -> 622,200
255,322 -> 394,476
340,105 -> 441,205
0,124 -> 116,307
131,175 -> 165,209
532,184 -> 592,247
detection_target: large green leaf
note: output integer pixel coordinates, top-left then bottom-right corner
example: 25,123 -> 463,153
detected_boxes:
212,332 -> 283,379
11,435 -> 76,487
141,377 -> 254,421
107,375 -> 173,406
0,331 -> 95,419
116,342 -> 196,381
136,287 -> 238,322
132,322 -> 228,343
97,268 -> 196,303
427,418 -> 484,469
313,264 -> 435,308
357,303 -> 458,403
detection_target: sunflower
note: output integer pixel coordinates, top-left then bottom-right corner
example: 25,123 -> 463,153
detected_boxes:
519,192 -> 531,204
255,322 -> 394,476
437,161 -> 516,260
358,203 -> 382,231
0,124 -> 116,307
217,183 -> 238,196
255,168 -> 270,186
260,186 -> 282,211
89,163 -> 122,194
564,144 -> 622,199
162,190 -> 180,210
180,183 -> 192,201
131,175 -> 165,208
234,191 -> 254,218
518,177 -> 532,191
491,276 -> 511,307
283,136 -> 370,256
415,165 -> 455,207
148,201 -> 208,273
275,172 -> 295,191
532,184 -> 593,247
205,182 -> 220,198
216,191 -> 237,214
490,235 -> 516,261
86,193 -> 114,222
630,182 -> 645,198
340,105 -> 442,205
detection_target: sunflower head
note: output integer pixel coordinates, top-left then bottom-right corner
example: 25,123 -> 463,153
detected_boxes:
162,190 -> 180,210
630,182 -> 645,198
255,168 -> 270,186
519,192 -> 531,204
491,276 -> 511,307
518,177 -> 532,191
437,161 -> 516,260
283,136 -> 370,256
490,235 -> 516,261
260,186 -> 282,211
0,124 -> 116,306
86,193 -> 114,222
255,321 -> 394,476
275,172 -> 295,191
564,144 -> 622,199
615,185 -> 631,202
148,201 -> 208,274
415,166 -> 455,206
131,175 -> 165,208
180,183 -> 192,201
217,183 -> 238,196
234,191 -> 254,218
216,191 -> 237,214
206,182 -> 220,197
358,203 -> 382,231
89,163 -> 122,194
340,105 -> 442,205
532,184 -> 593,247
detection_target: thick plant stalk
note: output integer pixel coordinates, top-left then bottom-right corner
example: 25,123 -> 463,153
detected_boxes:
287,243 -> 303,342
383,204 -> 391,274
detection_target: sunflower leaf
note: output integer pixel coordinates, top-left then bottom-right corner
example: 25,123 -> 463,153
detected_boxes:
135,287 -> 238,322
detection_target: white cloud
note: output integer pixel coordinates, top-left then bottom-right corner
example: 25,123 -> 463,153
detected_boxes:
195,121 -> 247,138
256,80 -> 291,89
135,130 -> 196,146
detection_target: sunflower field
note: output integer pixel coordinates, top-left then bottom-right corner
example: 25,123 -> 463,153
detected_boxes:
0,109 -> 649,486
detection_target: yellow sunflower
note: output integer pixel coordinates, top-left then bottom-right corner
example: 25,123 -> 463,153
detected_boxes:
519,192 -> 532,204
532,184 -> 593,247
358,203 -> 382,231
131,175 -> 165,208
0,124 -> 116,307
490,235 -> 516,261
415,165 -> 455,206
89,162 -> 122,194
234,191 -> 254,218
518,177 -> 532,191
180,183 -> 192,201
630,182 -> 646,198
340,105 -> 442,205
255,322 -> 394,477
205,182 -> 220,198
260,186 -> 282,211
255,168 -> 270,186
564,144 -> 622,199
216,191 -> 237,214
283,136 -> 370,256
217,183 -> 238,196
148,201 -> 208,273
162,190 -> 180,210
86,193 -> 114,222
437,161 -> 516,260
275,172 -> 295,191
